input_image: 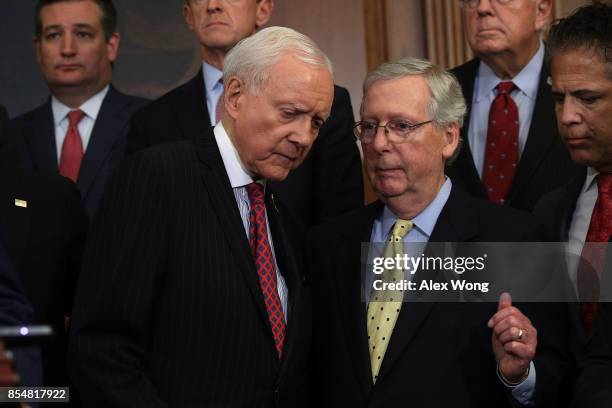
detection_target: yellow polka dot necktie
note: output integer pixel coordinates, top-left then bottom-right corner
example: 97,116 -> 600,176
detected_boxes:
367,219 -> 413,383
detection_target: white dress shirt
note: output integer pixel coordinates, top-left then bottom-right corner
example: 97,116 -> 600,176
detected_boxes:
52,85 -> 109,163
213,122 -> 289,321
468,41 -> 545,178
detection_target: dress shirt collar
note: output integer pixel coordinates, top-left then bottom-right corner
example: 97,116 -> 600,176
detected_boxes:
475,40 -> 544,103
202,62 -> 223,95
380,178 -> 452,240
51,85 -> 109,126
214,121 -> 263,188
583,167 -> 600,193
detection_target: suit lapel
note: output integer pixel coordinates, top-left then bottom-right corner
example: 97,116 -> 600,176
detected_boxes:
174,73 -> 212,141
0,170 -> 31,268
77,86 -> 127,199
22,102 -> 58,172
194,129 -> 272,335
451,59 -> 488,200
377,187 -> 479,383
559,170 -> 587,241
506,62 -> 557,204
265,191 -> 304,374
334,203 -> 381,394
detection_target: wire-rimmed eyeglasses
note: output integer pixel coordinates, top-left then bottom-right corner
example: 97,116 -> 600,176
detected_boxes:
353,119 -> 433,144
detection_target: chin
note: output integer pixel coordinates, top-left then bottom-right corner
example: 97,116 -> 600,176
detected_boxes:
259,167 -> 291,182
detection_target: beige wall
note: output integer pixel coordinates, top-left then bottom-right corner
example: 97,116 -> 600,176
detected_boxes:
556,0 -> 591,17
269,0 -> 368,118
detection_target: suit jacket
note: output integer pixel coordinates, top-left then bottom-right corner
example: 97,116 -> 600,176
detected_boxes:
533,169 -> 607,349
126,72 -> 364,227
12,85 -> 147,219
68,127 -> 313,407
447,57 -> 581,212
0,165 -> 88,387
310,187 -> 573,407
572,302 -> 612,408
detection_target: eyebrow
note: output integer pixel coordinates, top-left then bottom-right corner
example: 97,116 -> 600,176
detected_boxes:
43,23 -> 96,32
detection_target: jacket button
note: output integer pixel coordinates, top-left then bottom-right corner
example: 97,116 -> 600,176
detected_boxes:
274,388 -> 280,400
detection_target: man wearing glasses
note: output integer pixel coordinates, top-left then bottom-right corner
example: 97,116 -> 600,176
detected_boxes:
447,0 -> 580,211
309,57 -> 571,407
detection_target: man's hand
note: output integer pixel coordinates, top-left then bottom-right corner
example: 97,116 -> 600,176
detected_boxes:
488,292 -> 537,383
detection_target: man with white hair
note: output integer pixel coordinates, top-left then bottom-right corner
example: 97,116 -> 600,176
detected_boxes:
310,57 -> 571,407
127,0 -> 363,227
68,26 -> 334,407
448,0 -> 580,211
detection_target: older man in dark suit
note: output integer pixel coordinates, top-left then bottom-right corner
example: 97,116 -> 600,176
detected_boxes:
11,0 -> 146,220
447,0 -> 580,211
310,57 -> 572,407
68,26 -> 334,407
127,0 -> 363,227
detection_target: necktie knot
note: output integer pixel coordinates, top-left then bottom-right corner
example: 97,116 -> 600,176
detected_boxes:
496,81 -> 516,95
390,219 -> 413,242
597,173 -> 612,197
68,110 -> 85,127
246,182 -> 265,204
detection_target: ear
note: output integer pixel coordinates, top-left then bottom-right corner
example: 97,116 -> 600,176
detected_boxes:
255,0 -> 274,28
534,0 -> 553,32
183,3 -> 196,31
106,32 -> 120,63
224,76 -> 246,120
441,122 -> 460,161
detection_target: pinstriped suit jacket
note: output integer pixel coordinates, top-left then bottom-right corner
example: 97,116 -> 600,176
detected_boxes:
68,127 -> 312,407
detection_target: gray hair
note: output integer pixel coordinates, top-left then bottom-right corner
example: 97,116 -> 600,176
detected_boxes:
224,26 -> 334,94
362,57 -> 467,163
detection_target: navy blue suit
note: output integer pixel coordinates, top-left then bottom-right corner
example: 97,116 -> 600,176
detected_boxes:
12,86 -> 147,220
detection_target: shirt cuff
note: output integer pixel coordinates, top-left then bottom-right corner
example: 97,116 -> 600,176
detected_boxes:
496,361 -> 536,405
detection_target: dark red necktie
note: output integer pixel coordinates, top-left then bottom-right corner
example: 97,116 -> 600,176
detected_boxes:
59,110 -> 86,183
246,182 -> 286,358
482,82 -> 519,204
578,174 -> 612,331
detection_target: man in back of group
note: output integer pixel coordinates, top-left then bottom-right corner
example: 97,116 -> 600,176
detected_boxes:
127,0 -> 363,227
448,0 -> 579,210
11,0 -> 146,220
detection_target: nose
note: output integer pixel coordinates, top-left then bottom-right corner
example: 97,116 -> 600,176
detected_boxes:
207,0 -> 223,12
370,125 -> 391,154
60,33 -> 76,57
557,97 -> 582,127
288,118 -> 317,149
476,0 -> 494,15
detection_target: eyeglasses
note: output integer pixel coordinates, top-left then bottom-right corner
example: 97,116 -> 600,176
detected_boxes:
353,119 -> 433,144
459,0 -> 515,9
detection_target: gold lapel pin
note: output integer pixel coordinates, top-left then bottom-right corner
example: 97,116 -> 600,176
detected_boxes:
14,199 -> 28,208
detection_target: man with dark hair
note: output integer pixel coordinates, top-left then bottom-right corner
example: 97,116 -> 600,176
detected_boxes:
448,0 -> 580,211
12,0 -> 146,220
127,0 -> 363,227
535,1 -> 612,339
34,0 -> 118,41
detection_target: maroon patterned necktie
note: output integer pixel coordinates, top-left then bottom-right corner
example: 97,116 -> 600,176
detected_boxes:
578,173 -> 612,331
59,110 -> 86,183
246,182 -> 286,358
482,82 -> 519,204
